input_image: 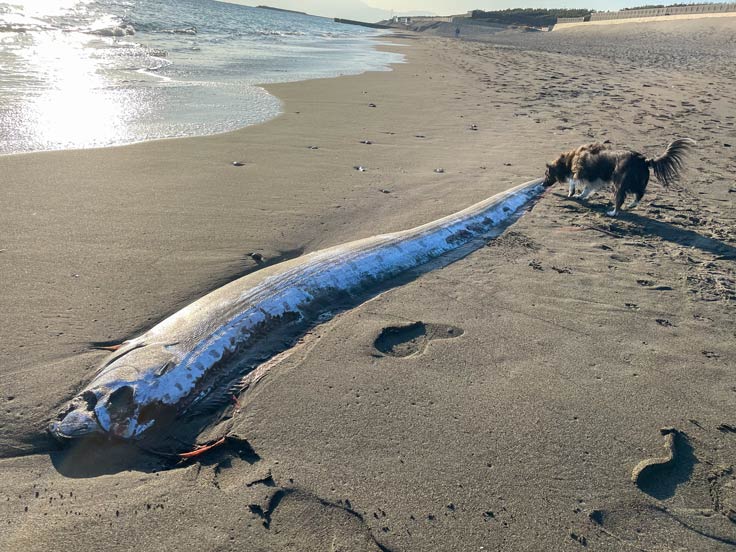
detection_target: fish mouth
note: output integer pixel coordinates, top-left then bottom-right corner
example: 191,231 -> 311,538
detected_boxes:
49,392 -> 104,441
49,409 -> 103,440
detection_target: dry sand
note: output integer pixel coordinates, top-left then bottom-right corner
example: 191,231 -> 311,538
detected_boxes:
1,18 -> 735,551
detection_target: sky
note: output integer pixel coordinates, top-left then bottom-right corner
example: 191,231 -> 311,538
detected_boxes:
228,1 -> 671,20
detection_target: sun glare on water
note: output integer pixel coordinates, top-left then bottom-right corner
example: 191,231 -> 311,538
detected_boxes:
12,0 -> 92,18
0,0 -> 143,152
20,32 -> 127,150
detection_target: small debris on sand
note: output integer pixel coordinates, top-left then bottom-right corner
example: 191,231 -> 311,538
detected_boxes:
354,166 -> 366,172
232,161 -> 246,166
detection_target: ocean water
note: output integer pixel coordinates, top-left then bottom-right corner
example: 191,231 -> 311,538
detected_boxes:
0,0 -> 402,154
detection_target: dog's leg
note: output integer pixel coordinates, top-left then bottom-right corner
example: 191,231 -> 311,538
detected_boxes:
567,179 -> 576,198
578,186 -> 595,200
577,179 -> 602,200
572,180 -> 587,198
607,186 -> 626,217
626,192 -> 643,210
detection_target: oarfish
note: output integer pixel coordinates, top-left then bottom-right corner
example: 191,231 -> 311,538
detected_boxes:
50,179 -> 544,443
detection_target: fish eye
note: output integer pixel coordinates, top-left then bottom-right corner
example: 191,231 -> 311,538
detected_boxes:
81,390 -> 98,411
106,385 -> 135,418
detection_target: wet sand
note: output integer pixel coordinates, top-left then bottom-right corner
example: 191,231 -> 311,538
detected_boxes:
1,19 -> 735,551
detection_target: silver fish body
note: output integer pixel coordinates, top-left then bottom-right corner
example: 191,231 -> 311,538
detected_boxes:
50,179 -> 543,442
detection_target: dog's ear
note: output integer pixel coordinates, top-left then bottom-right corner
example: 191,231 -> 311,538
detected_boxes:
545,162 -> 551,169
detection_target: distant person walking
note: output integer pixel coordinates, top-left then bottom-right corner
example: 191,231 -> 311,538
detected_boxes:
455,26 -> 461,38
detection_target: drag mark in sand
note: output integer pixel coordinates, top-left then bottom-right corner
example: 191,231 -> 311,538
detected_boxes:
50,179 -> 545,449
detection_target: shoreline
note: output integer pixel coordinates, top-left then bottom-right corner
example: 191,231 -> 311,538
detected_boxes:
1,18 -> 734,551
0,31 -> 401,157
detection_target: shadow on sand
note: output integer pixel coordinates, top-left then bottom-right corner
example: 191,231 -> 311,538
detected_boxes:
556,194 -> 736,259
636,432 -> 698,500
621,211 -> 736,259
50,435 -> 259,478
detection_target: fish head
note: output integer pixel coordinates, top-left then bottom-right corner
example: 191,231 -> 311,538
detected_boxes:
50,383 -> 147,441
49,389 -> 105,439
50,346 -> 179,442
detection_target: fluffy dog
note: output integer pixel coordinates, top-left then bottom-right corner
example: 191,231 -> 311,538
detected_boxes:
543,138 -> 695,216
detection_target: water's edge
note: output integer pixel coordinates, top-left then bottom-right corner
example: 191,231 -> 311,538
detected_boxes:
0,32 -> 404,157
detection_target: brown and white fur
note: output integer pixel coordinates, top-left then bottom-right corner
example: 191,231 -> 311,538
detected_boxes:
543,138 -> 695,216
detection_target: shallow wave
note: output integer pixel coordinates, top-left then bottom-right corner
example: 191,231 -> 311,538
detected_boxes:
254,29 -> 307,36
0,12 -> 51,33
158,27 -> 197,35
0,0 -> 402,154
88,24 -> 135,36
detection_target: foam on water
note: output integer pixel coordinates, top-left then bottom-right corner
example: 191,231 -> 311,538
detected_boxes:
0,0 -> 402,154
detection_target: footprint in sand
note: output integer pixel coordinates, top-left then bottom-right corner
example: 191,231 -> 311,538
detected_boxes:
631,428 -> 696,500
610,254 -> 632,263
374,321 -> 463,358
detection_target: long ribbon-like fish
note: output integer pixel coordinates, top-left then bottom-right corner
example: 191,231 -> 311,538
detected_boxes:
50,179 -> 544,443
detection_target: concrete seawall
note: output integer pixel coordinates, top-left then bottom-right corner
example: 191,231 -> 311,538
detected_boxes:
553,10 -> 736,30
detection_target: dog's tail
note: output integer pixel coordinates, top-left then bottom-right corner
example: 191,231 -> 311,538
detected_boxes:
646,138 -> 695,187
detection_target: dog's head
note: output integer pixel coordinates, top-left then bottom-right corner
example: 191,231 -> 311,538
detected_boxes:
543,155 -> 571,187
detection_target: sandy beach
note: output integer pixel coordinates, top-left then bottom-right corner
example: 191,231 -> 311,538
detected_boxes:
1,18 -> 735,551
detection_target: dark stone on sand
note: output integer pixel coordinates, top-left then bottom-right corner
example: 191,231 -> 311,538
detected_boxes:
570,532 -> 587,546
